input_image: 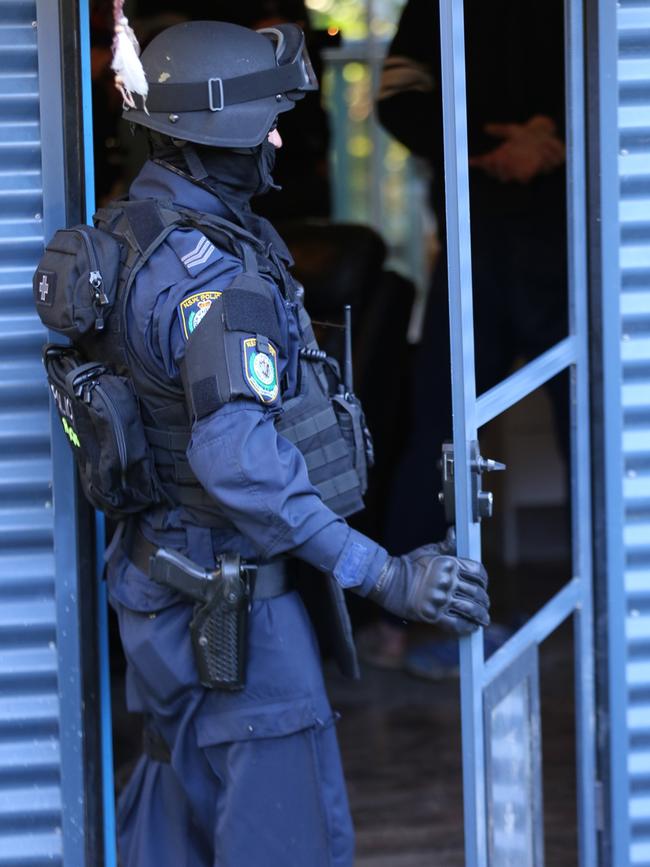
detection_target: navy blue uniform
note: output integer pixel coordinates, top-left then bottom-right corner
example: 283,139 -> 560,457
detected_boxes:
108,161 -> 388,866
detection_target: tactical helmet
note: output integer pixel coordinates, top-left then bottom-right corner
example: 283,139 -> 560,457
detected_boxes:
123,21 -> 318,149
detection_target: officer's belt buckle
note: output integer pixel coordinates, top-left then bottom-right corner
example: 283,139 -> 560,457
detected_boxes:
208,77 -> 224,112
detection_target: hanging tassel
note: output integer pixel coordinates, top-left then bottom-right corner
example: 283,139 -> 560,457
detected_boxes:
111,0 -> 148,112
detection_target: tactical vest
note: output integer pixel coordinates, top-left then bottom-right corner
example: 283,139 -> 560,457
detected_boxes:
74,199 -> 371,527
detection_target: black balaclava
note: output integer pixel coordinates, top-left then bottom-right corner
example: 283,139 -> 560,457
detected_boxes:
148,132 -> 282,242
198,141 -> 280,214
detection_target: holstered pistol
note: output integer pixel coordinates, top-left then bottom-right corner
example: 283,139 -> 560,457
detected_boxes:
149,548 -> 256,691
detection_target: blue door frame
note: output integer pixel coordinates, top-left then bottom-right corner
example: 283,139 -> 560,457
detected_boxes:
77,2 -> 118,864
438,1 -> 596,863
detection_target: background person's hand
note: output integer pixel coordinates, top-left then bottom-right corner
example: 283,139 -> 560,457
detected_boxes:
469,114 -> 565,184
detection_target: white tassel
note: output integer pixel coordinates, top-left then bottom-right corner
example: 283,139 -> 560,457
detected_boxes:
111,11 -> 148,113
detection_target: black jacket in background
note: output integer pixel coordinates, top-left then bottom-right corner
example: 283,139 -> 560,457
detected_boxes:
377,0 -> 566,220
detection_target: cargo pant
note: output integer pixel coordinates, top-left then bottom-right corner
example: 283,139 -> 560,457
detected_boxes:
108,549 -> 355,867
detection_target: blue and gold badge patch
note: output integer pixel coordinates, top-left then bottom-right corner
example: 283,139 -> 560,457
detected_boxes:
242,337 -> 279,404
178,290 -> 222,341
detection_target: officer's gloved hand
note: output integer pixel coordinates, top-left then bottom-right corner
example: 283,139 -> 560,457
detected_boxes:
368,542 -> 490,636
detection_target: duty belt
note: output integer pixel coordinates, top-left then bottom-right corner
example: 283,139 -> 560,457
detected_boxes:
127,528 -> 294,600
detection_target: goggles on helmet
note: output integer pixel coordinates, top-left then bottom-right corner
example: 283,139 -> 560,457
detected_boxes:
144,23 -> 317,116
258,24 -> 318,96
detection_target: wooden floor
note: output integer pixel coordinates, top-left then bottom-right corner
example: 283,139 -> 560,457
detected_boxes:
328,620 -> 578,866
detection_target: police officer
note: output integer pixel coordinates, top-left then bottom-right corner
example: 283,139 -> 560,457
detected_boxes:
103,20 -> 490,867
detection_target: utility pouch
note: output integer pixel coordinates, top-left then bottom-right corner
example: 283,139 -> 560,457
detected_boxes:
150,548 -> 254,691
33,225 -> 122,338
42,343 -> 163,519
331,392 -> 374,495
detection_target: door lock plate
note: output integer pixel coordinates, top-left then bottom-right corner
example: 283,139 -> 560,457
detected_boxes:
438,440 -> 505,524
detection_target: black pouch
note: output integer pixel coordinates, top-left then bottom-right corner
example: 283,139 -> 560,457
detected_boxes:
331,392 -> 374,496
43,343 -> 164,519
34,226 -> 122,338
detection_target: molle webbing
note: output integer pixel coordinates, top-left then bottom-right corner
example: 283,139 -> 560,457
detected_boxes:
314,471 -> 361,504
143,427 -> 190,452
276,406 -> 335,444
276,365 -> 365,518
142,424 -> 219,511
303,440 -> 348,473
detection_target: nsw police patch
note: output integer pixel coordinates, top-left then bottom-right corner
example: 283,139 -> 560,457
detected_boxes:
242,337 -> 279,404
178,290 -> 222,341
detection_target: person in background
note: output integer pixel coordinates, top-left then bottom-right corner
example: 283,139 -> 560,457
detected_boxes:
368,0 -> 567,676
215,0 -> 335,222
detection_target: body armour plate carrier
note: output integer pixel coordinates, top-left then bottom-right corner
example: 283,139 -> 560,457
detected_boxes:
79,199 -> 370,526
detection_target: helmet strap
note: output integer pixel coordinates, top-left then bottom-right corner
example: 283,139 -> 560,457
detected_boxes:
180,145 -> 209,180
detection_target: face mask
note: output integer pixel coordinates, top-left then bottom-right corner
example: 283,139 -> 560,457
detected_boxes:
256,138 -> 280,196
197,141 -> 280,202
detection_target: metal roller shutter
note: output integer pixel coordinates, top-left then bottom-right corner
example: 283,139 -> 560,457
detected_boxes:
0,1 -> 88,864
620,3 -> 650,863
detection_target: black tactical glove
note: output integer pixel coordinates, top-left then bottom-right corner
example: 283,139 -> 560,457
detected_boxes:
368,544 -> 490,636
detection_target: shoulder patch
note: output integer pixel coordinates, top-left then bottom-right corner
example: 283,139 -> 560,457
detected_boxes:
169,228 -> 222,277
178,290 -> 222,341
242,337 -> 279,404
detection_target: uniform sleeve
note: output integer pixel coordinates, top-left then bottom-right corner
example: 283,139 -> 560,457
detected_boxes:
168,268 -> 388,595
186,403 -> 387,594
